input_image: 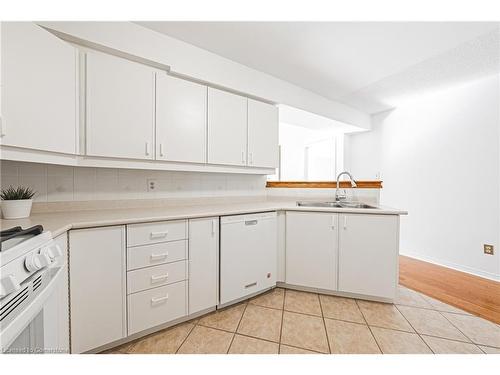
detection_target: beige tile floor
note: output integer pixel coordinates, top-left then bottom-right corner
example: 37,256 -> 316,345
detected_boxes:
104,285 -> 500,354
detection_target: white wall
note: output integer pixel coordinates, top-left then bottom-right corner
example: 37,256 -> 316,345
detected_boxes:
0,161 -> 267,202
37,22 -> 370,129
347,75 -> 500,280
278,123 -> 340,181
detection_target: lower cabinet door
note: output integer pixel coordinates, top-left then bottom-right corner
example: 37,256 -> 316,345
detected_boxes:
338,214 -> 399,299
128,281 -> 187,335
188,217 -> 219,314
69,226 -> 126,353
285,212 -> 338,290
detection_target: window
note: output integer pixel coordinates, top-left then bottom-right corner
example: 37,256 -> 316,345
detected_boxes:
268,122 -> 343,181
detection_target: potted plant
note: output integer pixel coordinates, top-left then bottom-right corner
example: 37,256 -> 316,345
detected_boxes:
0,186 -> 36,219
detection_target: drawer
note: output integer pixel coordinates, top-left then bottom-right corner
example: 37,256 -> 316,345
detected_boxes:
127,261 -> 187,294
128,281 -> 187,335
127,240 -> 187,271
127,220 -> 187,247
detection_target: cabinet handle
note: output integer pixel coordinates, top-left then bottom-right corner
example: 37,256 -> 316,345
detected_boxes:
151,294 -> 169,304
150,252 -> 168,261
241,151 -> 246,164
331,215 -> 336,230
150,230 -> 168,239
159,143 -> 164,157
245,282 -> 257,289
343,216 -> 348,230
145,141 -> 151,156
151,273 -> 169,282
245,220 -> 258,226
249,152 -> 253,165
211,219 -> 216,236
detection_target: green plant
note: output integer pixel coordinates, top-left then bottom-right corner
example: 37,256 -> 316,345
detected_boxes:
0,186 -> 36,200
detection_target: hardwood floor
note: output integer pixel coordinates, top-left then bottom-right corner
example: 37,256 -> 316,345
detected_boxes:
399,255 -> 500,324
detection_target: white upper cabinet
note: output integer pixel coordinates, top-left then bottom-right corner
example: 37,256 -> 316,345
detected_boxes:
1,22 -> 77,154
247,99 -> 278,168
208,88 -> 248,166
85,51 -> 155,160
156,74 -> 207,163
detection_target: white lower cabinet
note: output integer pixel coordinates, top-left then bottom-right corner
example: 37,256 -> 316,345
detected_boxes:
220,212 -> 277,305
188,217 -> 219,314
285,212 -> 338,290
285,211 -> 399,300
128,281 -> 187,335
126,240 -> 187,271
69,226 -> 126,353
338,214 -> 399,299
127,260 -> 187,294
126,221 -> 188,335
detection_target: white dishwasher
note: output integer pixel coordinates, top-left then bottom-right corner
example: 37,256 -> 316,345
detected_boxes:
220,211 -> 277,306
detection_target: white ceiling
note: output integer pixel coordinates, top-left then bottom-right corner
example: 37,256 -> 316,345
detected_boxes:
137,22 -> 500,114
279,104 -> 364,133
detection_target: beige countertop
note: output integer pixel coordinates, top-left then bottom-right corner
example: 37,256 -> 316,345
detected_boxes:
0,199 -> 407,238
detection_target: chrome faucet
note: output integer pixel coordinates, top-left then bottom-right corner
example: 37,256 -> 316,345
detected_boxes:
335,171 -> 357,201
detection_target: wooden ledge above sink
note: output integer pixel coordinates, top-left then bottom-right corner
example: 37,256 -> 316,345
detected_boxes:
266,181 -> 383,189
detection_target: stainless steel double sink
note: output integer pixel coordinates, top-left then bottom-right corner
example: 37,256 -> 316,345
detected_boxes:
296,201 -> 378,209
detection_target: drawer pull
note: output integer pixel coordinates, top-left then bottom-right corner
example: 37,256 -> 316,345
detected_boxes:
245,282 -> 257,289
150,252 -> 169,261
245,220 -> 258,226
151,273 -> 169,282
151,294 -> 169,304
150,231 -> 169,239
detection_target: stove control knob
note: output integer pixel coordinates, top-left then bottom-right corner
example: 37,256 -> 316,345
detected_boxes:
25,253 -> 43,272
43,244 -> 62,261
38,252 -> 51,267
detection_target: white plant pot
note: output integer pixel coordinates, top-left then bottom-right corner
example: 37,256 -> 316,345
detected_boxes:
1,199 -> 33,219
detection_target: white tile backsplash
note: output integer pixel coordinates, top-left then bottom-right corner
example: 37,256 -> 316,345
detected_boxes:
0,161 -> 268,202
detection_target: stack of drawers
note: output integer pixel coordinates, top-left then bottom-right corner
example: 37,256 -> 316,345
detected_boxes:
126,220 -> 188,335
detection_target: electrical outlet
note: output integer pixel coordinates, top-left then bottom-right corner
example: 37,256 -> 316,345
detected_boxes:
147,179 -> 158,192
484,244 -> 494,255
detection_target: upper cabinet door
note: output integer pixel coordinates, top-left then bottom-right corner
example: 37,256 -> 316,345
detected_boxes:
247,99 -> 279,168
1,22 -> 77,154
156,74 -> 207,163
86,51 -> 155,160
208,88 -> 247,166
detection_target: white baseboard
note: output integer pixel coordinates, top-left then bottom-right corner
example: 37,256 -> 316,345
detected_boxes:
400,251 -> 500,282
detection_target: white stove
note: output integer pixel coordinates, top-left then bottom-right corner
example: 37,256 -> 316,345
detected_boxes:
0,226 -> 65,353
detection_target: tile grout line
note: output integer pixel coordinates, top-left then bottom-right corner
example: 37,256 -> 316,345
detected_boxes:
402,284 -> 483,318
355,299 -> 383,354
393,304 -> 435,354
435,308 -> 478,346
401,284 -> 480,319
226,301 -> 249,354
277,289 -> 286,353
317,295 -> 332,354
174,321 -> 197,354
419,333 -> 485,353
279,343 -> 325,354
